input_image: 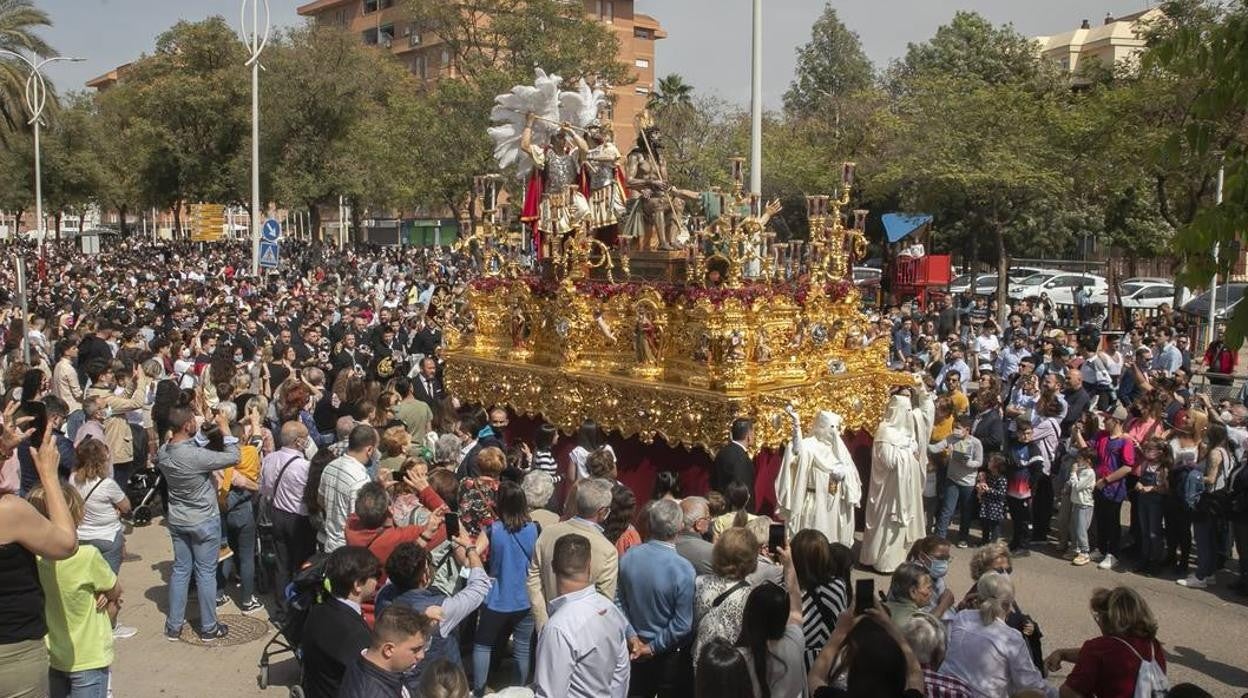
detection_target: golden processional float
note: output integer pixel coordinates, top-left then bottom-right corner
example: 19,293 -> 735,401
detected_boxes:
437,161 -> 912,454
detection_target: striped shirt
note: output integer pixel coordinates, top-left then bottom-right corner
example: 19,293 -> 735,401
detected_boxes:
318,454 -> 370,552
532,450 -> 561,482
800,578 -> 849,670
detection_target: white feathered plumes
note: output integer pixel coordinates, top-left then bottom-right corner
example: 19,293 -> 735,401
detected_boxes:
488,68 -> 608,178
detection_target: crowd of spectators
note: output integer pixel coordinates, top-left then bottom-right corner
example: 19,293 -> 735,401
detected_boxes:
0,239 -> 1244,698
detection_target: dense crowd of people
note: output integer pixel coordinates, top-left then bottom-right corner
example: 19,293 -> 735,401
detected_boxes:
0,237 -> 1244,698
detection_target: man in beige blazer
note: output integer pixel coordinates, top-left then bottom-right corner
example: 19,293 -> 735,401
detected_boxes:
526,477 -> 617,629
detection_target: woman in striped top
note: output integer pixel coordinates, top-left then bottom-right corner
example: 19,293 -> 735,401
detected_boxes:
530,423 -> 560,482
791,529 -> 851,669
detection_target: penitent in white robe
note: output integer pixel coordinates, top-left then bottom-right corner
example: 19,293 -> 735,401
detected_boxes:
859,390 -> 934,574
776,427 -> 861,547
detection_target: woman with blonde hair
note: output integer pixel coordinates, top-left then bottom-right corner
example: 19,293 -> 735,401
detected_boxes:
942,572 -> 1053,697
1046,587 -> 1166,698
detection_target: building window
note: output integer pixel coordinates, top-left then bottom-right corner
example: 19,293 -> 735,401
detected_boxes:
597,0 -> 614,23
362,27 -> 378,45
414,54 -> 427,79
380,23 -> 394,46
634,27 -> 652,40
363,0 -> 377,13
635,58 -> 649,69
441,47 -> 455,76
408,25 -> 421,46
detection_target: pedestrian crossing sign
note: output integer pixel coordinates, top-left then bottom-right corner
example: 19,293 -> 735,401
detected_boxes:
259,240 -> 280,269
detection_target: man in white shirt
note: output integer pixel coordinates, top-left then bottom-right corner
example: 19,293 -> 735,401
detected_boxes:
317,424 -> 377,552
534,533 -> 630,698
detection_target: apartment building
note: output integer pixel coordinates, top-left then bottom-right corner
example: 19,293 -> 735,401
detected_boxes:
295,0 -> 665,146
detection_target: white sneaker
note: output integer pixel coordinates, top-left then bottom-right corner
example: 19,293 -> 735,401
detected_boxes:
1097,554 -> 1116,570
112,625 -> 138,639
1177,575 -> 1208,589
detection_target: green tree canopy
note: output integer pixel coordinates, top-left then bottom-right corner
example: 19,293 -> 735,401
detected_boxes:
1145,0 -> 1248,342
648,73 -> 694,114
888,10 -> 1045,93
119,17 -> 250,224
783,4 -> 873,117
262,24 -> 424,237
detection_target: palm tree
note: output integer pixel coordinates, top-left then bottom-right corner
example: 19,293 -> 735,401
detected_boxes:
0,0 -> 56,135
647,73 -> 694,113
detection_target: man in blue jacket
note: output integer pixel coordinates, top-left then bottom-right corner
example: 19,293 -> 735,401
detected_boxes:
616,499 -> 696,698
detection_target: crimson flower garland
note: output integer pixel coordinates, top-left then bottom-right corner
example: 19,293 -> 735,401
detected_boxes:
467,275 -> 853,308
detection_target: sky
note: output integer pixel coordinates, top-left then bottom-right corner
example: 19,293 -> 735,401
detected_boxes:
38,0 -> 1155,106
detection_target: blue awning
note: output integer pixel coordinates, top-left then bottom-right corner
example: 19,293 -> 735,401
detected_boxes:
882,213 -> 933,243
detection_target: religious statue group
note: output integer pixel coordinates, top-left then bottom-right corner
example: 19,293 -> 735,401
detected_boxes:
777,386 -> 934,574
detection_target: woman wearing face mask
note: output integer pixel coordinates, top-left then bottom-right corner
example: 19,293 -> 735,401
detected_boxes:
906,535 -> 955,617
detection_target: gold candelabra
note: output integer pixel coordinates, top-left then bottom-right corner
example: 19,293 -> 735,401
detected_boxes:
686,159 -> 778,288
805,162 -> 867,285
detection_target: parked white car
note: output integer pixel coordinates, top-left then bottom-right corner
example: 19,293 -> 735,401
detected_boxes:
1009,270 -> 1109,305
1119,280 -> 1180,310
852,266 -> 881,286
949,273 -> 1000,296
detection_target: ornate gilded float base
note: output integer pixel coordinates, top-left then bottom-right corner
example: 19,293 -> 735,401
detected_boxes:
444,354 -> 913,453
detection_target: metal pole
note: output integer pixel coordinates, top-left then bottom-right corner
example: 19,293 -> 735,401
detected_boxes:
1208,165 -> 1223,348
241,0 -> 270,276
16,256 -> 28,363
0,52 -> 84,275
749,0 -> 763,196
32,108 -> 42,262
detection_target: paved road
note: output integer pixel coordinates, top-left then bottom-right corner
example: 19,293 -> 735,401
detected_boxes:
110,519 -> 1248,697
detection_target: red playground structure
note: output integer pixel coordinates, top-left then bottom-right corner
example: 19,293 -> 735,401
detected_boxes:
893,253 -> 952,312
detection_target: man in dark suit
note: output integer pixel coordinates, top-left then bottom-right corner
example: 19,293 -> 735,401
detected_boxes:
711,418 -> 755,502
412,357 -> 444,409
300,547 -> 381,698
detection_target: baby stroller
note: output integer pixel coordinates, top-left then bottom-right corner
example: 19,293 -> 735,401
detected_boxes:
125,468 -> 165,526
257,553 -> 327,694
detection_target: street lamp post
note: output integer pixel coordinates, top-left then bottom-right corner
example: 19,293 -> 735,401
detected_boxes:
749,0 -> 762,198
0,50 -> 82,362
0,51 -> 84,271
240,0 -> 271,276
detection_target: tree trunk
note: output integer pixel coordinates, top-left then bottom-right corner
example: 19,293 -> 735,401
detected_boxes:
54,212 -> 62,242
349,199 -> 363,245
118,205 -> 129,236
309,204 -> 322,243
995,226 -> 1009,328
968,226 -> 981,293
173,201 -> 183,239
